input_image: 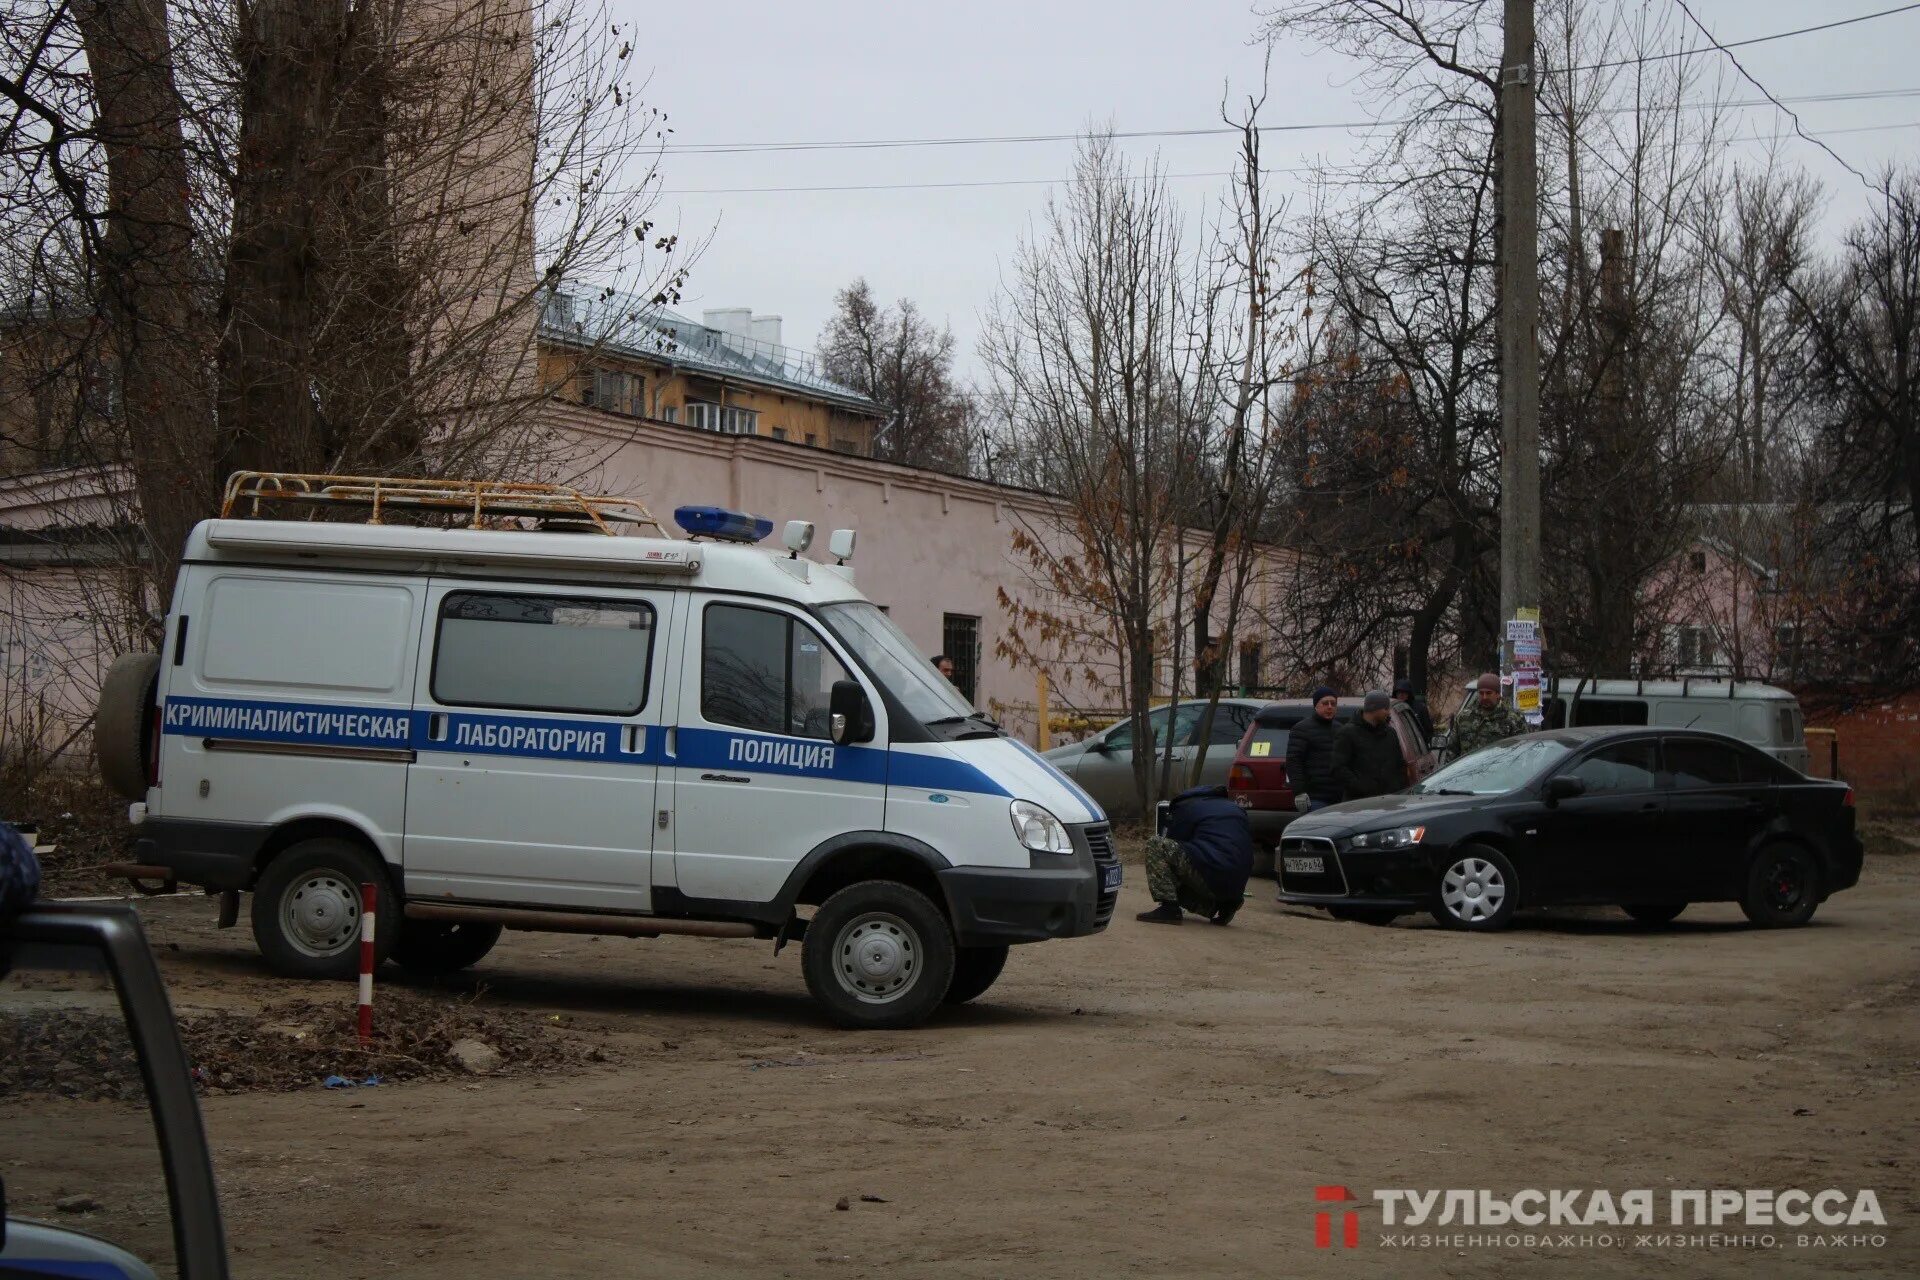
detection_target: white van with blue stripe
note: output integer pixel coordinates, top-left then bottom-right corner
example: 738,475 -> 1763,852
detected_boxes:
100,479 -> 1117,1029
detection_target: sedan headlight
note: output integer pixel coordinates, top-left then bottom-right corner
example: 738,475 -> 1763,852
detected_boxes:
1348,825 -> 1426,850
1010,800 -> 1072,854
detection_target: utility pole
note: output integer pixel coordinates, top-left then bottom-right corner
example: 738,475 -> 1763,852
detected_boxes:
1498,0 -> 1541,634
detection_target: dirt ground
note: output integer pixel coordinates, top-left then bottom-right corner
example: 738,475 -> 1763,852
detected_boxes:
11,843 -> 1920,1279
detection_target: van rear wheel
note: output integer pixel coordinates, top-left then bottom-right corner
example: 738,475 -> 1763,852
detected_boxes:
802,880 -> 955,1029
251,839 -> 397,980
393,920 -> 502,975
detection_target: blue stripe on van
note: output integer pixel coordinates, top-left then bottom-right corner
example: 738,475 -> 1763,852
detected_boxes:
887,748 -> 1012,799
162,696 -> 414,750
1010,738 -> 1106,820
673,726 -> 889,785
160,696 -> 1010,797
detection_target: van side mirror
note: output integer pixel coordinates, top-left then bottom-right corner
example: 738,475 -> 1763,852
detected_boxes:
828,680 -> 874,745
1543,775 -> 1585,803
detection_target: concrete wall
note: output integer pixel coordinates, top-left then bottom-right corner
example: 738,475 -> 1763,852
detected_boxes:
0,403 -> 1307,758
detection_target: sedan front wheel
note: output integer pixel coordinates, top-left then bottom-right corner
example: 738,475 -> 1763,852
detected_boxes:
1430,846 -> 1517,932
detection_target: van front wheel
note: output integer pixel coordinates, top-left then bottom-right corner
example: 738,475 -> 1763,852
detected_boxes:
802,880 -> 955,1030
251,839 -> 397,980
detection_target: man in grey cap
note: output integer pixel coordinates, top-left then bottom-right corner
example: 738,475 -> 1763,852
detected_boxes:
1451,672 -> 1529,757
1332,690 -> 1408,802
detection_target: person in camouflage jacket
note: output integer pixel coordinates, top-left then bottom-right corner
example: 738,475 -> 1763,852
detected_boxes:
1451,672 -> 1529,756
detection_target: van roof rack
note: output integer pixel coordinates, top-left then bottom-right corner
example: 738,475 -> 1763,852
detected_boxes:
219,472 -> 665,537
1554,673 -> 1740,699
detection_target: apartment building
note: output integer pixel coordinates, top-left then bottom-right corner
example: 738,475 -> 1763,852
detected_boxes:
539,292 -> 884,456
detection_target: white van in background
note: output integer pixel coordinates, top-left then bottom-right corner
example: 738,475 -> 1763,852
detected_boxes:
95,475 -> 1117,1029
1538,677 -> 1811,773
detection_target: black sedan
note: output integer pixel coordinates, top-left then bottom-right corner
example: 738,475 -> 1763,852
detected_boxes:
1276,727 -> 1862,931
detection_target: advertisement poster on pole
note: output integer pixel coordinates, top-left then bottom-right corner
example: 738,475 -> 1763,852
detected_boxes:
1513,671 -> 1542,721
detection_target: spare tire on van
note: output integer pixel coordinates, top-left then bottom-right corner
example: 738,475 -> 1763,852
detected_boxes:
96,651 -> 161,800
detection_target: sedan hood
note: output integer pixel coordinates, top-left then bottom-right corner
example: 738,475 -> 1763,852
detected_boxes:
1286,790 -> 1486,836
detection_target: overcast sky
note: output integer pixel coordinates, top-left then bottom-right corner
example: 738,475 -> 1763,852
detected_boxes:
606,0 -> 1920,377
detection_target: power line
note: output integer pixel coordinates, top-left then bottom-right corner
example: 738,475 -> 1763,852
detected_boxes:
1566,2 -> 1920,74
644,114 -> 1920,198
1671,0 -> 1876,186
653,86 -> 1920,162
655,7 -> 1920,158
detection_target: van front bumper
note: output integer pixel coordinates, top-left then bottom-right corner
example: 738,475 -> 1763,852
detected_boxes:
937,824 -> 1117,945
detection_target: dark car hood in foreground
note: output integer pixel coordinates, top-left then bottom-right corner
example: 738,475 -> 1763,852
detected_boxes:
1285,790 -> 1491,836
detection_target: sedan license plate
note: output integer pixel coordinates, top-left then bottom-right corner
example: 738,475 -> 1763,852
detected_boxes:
1102,863 -> 1123,892
1283,855 -> 1325,875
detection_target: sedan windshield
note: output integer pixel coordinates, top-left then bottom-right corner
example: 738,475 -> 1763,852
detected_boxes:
1411,737 -> 1571,796
818,601 -> 980,729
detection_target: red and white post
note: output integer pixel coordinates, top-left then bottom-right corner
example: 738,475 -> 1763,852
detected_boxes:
357,883 -> 376,1045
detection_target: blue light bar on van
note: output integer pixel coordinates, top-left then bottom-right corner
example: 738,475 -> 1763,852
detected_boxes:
673,505 -> 774,543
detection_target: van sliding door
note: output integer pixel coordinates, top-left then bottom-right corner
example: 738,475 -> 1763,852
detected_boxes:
402,580 -> 676,912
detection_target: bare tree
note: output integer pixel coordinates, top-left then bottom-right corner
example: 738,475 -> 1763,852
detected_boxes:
1270,110 -> 1503,696
1532,3 -> 1733,675
1182,83 -> 1315,781
0,0 -> 689,761
980,133 -> 1210,818
819,279 -> 974,473
1698,160 -> 1822,498
1784,168 -> 1920,697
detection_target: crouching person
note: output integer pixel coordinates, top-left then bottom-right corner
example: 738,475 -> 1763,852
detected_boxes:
1136,785 -> 1256,927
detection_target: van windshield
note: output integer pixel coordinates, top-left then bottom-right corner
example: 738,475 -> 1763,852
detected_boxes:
818,601 -> 981,730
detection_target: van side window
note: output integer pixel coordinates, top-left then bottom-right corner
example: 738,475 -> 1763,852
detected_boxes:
702,604 -> 850,740
433,593 -> 653,715
1569,698 -> 1649,727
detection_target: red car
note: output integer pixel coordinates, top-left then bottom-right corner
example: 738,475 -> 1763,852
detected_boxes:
1227,698 -> 1437,872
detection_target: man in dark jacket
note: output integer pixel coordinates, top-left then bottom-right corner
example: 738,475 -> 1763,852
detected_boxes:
1285,685 -> 1342,812
1333,690 -> 1409,801
1136,785 -> 1255,926
1392,678 -> 1434,743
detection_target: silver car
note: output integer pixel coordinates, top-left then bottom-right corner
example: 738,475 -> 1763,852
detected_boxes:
1042,698 -> 1268,823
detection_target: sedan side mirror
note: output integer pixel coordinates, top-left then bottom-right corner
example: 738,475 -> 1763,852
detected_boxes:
1543,775 -> 1586,803
828,680 -> 874,745
1087,737 -> 1111,754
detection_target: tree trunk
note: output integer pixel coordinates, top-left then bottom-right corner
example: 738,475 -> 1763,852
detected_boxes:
312,0 -> 421,471
72,0 -> 213,616
216,0 -> 330,479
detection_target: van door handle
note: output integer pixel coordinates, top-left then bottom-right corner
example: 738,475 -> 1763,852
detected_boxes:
700,773 -> 751,784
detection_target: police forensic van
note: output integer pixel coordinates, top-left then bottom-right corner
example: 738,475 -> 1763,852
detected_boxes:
95,474 -> 1118,1029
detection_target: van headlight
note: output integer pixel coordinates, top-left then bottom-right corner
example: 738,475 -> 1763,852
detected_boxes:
1348,825 -> 1426,850
1010,800 -> 1072,854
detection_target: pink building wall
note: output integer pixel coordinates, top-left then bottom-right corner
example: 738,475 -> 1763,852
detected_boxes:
0,408 -> 1303,759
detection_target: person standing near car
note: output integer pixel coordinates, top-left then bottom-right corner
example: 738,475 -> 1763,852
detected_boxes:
1136,784 -> 1256,926
1392,678 -> 1434,743
1286,685 -> 1342,811
1332,690 -> 1408,800
1451,672 -> 1529,756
